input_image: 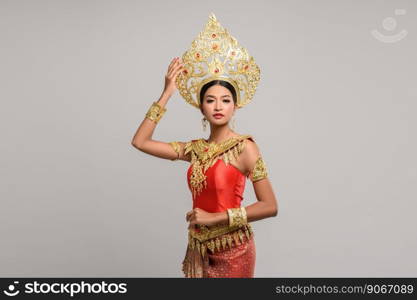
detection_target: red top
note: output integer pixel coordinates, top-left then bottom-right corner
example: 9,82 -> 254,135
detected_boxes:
187,158 -> 246,213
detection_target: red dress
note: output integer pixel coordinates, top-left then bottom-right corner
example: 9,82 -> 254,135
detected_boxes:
181,135 -> 256,278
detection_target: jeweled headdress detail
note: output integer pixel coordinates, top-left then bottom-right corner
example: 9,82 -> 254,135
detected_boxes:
175,13 -> 261,109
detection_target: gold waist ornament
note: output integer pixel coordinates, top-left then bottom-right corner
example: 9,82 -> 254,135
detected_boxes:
188,223 -> 254,258
182,222 -> 254,277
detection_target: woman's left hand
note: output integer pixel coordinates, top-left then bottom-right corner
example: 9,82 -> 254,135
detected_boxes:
186,208 -> 219,228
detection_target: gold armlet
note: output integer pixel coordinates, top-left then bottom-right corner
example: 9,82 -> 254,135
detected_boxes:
250,156 -> 268,182
168,141 -> 181,161
145,101 -> 167,123
227,207 -> 248,228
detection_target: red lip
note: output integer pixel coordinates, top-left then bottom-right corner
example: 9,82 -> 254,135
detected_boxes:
213,114 -> 224,117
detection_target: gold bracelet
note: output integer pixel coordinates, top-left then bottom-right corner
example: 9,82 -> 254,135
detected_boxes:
227,207 -> 248,228
168,141 -> 181,161
145,101 -> 167,123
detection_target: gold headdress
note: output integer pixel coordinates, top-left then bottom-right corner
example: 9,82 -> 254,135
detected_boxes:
175,13 -> 261,109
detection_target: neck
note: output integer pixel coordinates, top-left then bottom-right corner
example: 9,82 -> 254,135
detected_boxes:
207,123 -> 236,143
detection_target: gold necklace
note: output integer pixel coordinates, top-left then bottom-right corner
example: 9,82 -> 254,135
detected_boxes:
203,134 -> 240,145
185,134 -> 252,197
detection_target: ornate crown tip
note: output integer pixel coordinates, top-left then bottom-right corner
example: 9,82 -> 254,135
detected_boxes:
208,12 -> 217,21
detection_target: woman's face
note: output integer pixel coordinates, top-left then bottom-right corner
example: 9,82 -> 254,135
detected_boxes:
201,84 -> 235,126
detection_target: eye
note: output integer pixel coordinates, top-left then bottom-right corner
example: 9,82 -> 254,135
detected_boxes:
223,99 -> 231,103
206,99 -> 214,103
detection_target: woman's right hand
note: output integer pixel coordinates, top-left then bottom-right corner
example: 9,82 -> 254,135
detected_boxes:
163,57 -> 183,96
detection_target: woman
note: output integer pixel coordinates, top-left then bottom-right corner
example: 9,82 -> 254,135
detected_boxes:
131,13 -> 278,278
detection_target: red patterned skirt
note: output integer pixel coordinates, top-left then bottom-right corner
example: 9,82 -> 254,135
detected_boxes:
182,223 -> 256,278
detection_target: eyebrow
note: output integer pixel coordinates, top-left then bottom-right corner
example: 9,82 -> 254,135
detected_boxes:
205,94 -> 231,98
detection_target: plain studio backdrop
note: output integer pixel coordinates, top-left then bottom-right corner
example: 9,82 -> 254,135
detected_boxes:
0,0 -> 416,277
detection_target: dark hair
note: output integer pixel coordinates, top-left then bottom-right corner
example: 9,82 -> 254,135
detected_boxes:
199,80 -> 237,112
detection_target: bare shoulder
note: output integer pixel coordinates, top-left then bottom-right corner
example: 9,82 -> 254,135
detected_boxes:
240,136 -> 261,174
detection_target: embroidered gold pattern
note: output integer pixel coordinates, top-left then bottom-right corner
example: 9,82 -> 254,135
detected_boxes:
251,156 -> 268,182
184,134 -> 252,198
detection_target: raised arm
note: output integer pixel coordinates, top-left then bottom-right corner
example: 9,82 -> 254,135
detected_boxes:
131,57 -> 190,162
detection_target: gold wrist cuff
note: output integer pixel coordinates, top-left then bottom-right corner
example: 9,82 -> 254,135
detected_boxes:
227,207 -> 248,228
145,101 -> 167,123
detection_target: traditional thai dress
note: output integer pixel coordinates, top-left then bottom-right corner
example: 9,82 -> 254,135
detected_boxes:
181,134 -> 267,278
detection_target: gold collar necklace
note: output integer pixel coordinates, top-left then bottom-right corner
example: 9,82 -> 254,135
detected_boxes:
185,134 -> 253,197
203,134 -> 241,145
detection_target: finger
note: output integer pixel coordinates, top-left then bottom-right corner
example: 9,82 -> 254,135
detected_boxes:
168,62 -> 183,78
171,66 -> 184,80
167,57 -> 178,72
186,211 -> 192,221
189,215 -> 195,223
168,58 -> 180,72
175,63 -> 184,74
172,69 -> 182,82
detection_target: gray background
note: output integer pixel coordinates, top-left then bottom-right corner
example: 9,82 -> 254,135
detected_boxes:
1,0 -> 416,277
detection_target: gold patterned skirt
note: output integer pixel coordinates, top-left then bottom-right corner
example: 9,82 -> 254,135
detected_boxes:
181,223 -> 256,278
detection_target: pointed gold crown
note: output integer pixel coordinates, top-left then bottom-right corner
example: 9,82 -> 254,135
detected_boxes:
175,13 -> 261,109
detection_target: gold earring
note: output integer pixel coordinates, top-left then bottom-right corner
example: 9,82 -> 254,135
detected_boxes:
202,117 -> 208,131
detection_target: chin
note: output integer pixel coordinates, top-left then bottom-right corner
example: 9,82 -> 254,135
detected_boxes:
211,119 -> 229,125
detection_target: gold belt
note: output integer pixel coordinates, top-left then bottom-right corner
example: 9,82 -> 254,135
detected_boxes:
187,223 -> 254,258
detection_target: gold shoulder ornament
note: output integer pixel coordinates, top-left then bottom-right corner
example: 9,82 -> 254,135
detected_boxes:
168,141 -> 181,161
249,156 -> 268,182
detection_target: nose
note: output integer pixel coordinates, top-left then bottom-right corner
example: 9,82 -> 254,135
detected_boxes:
215,99 -> 222,111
